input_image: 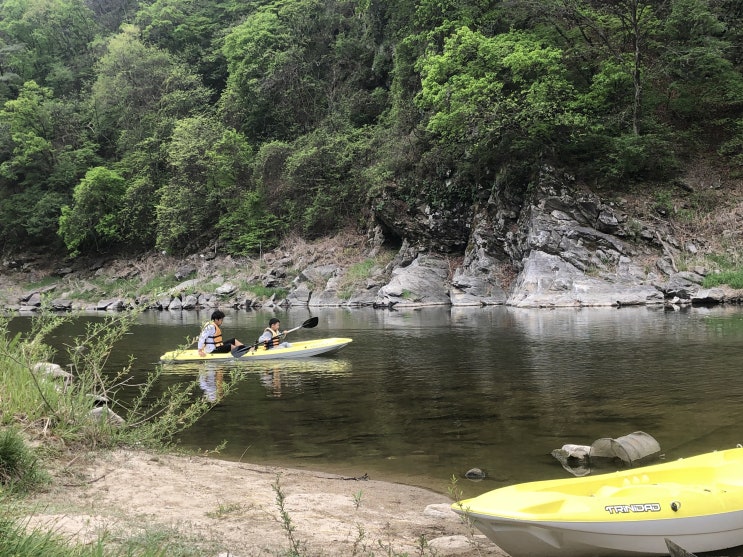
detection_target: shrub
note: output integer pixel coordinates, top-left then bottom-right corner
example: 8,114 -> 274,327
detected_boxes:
0,427 -> 49,494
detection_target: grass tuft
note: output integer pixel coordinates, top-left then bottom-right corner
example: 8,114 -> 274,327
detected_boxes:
0,428 -> 49,494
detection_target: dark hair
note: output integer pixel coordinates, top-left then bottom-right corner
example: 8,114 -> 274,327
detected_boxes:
268,318 -> 280,326
211,310 -> 225,321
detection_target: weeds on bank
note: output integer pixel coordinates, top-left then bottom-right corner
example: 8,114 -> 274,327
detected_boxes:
0,307 -> 231,450
448,474 -> 488,556
0,308 -> 244,556
701,252 -> 743,289
0,504 -> 214,557
270,474 -> 443,557
0,428 -> 49,494
206,501 -> 245,519
704,269 -> 743,289
272,474 -> 305,556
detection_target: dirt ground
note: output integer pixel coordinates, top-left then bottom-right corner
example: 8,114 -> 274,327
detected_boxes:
25,449 -> 508,557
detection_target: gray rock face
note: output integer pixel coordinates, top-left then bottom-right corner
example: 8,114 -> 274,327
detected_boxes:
507,251 -> 663,308
374,254 -> 451,307
348,166 -> 738,309
373,191 -> 471,253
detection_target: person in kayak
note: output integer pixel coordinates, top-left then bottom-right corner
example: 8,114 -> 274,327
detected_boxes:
258,317 -> 292,349
197,310 -> 246,356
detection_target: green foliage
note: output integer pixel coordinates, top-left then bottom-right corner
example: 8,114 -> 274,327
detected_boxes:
701,252 -> 743,289
218,190 -> 285,255
336,256 -> 392,300
58,167 -> 127,256
597,132 -> 680,183
660,0 -> 743,123
248,128 -> 370,241
0,80 -> 99,249
0,309 -> 229,451
720,116 -> 743,172
0,427 -> 49,494
0,0 -> 742,258
703,269 -> 743,289
220,0 -> 386,142
245,285 -> 288,299
417,27 -> 585,168
0,311 -> 68,426
283,127 -> 369,237
0,81 -> 55,186
156,115 -> 251,255
0,0 -> 101,96
220,3 -> 324,140
90,25 -> 211,157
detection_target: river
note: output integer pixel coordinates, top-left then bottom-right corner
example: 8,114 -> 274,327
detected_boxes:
11,304 -> 743,497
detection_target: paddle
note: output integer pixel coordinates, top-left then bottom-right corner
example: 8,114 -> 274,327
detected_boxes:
231,317 -> 319,358
280,316 -> 319,338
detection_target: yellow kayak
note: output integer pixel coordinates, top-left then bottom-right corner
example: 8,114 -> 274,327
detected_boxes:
160,337 -> 352,363
452,446 -> 743,556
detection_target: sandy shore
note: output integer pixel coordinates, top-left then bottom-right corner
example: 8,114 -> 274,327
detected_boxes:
25,449 -> 508,556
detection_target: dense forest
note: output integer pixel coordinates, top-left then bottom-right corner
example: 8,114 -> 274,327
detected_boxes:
0,0 -> 741,260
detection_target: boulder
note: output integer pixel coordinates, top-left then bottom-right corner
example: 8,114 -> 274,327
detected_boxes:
375,254 -> 451,307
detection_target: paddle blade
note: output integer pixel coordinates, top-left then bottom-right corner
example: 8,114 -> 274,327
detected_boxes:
303,316 -> 319,328
231,345 -> 251,358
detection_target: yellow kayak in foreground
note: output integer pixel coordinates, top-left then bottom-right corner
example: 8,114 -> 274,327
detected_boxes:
160,337 -> 352,363
452,446 -> 743,557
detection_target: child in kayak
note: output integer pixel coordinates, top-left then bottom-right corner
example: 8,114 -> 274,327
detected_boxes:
258,318 -> 292,349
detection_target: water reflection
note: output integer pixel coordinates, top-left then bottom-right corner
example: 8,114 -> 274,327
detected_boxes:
9,305 -> 743,497
199,364 -> 226,403
162,357 -> 352,400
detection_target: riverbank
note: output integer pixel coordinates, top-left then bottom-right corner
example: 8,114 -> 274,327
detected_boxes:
25,448 -> 507,556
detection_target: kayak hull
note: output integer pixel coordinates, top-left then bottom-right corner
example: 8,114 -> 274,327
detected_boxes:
160,337 -> 352,363
452,447 -> 743,557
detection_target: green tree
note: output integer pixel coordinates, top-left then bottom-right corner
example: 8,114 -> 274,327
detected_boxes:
0,0 -> 101,97
218,190 -> 285,255
0,41 -> 25,101
156,115 -> 251,254
0,80 -> 99,248
0,83 -> 64,248
134,0 -> 236,93
530,0 -> 665,136
58,166 -> 126,256
660,0 -> 743,125
0,81 -> 54,187
220,0 -> 387,141
220,1 -> 332,141
417,27 -> 584,170
90,24 -> 211,157
114,142 -> 163,251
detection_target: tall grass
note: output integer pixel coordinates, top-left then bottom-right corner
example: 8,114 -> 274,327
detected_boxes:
704,270 -> 743,289
0,308 -> 247,557
0,428 -> 49,494
0,509 -> 174,556
0,308 -> 235,450
0,311 -> 71,425
701,253 -> 743,289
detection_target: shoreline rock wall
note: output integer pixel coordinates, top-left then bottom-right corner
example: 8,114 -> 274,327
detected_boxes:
5,170 -> 743,312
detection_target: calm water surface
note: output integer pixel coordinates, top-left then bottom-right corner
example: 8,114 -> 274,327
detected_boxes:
14,305 -> 743,497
